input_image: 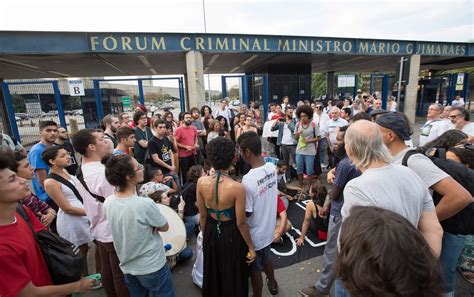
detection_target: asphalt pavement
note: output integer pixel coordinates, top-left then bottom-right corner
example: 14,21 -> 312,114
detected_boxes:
84,120 -> 474,297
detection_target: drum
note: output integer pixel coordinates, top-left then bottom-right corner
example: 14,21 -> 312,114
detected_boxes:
156,204 -> 186,269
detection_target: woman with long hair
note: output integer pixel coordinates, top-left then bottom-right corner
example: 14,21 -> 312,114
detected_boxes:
196,137 -> 255,297
164,111 -> 179,130
42,146 -> 92,276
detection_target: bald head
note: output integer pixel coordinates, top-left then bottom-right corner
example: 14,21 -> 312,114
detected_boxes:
330,107 -> 340,119
345,120 -> 391,169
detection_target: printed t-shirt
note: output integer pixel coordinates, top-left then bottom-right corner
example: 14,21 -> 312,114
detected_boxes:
147,136 -> 173,174
419,119 -> 450,147
104,194 -> 168,275
243,162 -> 278,251
28,143 -> 50,201
295,122 -> 321,156
323,118 -> 348,146
0,207 -> 52,297
174,125 -> 197,158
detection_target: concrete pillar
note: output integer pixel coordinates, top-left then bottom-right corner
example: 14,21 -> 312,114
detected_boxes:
404,55 -> 421,123
326,72 -> 334,97
185,51 -> 206,109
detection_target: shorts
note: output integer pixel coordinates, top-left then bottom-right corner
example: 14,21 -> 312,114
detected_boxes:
250,245 -> 272,272
296,153 -> 315,175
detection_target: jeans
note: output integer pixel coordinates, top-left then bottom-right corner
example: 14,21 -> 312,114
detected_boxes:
124,265 -> 176,297
178,247 -> 194,262
280,144 -> 296,179
316,215 -> 342,294
335,279 -> 351,297
439,232 -> 466,296
295,153 -> 315,175
184,221 -> 195,239
184,213 -> 199,225
317,138 -> 327,165
179,155 -> 196,184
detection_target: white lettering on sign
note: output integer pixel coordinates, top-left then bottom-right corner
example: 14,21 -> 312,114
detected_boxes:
68,80 -> 85,96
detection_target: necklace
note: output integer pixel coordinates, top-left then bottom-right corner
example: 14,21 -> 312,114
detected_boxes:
301,122 -> 310,129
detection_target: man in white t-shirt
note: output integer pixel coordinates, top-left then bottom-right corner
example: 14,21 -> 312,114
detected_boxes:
342,120 -> 443,254
213,99 -> 232,125
238,131 -> 279,297
72,128 -> 130,297
377,112 -> 472,296
418,103 -> 450,147
449,106 -> 474,142
323,107 -> 348,168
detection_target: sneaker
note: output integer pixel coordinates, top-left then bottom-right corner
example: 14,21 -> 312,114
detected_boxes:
300,286 -> 328,297
91,281 -> 103,290
267,278 -> 278,295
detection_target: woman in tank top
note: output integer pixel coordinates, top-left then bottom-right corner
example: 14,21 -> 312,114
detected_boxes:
196,137 -> 256,297
43,146 -> 92,276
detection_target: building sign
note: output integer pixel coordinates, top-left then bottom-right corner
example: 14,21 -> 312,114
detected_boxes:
68,80 -> 85,96
338,75 -> 356,88
88,34 -> 470,56
0,32 -> 471,57
456,73 -> 465,91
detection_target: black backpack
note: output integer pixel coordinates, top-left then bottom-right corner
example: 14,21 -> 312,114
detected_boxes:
402,150 -> 474,235
16,204 -> 84,284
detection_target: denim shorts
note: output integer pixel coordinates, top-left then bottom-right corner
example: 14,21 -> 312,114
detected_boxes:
250,245 -> 272,272
296,153 -> 315,175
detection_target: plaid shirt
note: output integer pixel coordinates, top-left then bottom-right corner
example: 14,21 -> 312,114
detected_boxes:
22,193 -> 50,218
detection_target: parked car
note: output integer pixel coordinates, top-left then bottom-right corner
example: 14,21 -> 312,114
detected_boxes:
14,113 -> 29,120
231,99 -> 241,106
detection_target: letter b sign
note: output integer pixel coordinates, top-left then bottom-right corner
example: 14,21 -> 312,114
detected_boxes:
68,80 -> 85,96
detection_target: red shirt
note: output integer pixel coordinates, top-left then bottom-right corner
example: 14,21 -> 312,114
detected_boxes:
271,114 -> 284,121
0,207 -> 52,297
276,196 -> 286,217
174,125 -> 198,158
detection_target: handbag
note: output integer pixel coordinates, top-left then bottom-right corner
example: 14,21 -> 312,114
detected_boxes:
16,204 -> 84,284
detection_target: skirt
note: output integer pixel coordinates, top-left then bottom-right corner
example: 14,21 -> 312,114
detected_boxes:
202,216 -> 249,297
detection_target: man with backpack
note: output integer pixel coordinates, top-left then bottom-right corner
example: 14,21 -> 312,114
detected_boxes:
0,154 -> 94,297
72,128 -> 130,297
376,112 -> 472,297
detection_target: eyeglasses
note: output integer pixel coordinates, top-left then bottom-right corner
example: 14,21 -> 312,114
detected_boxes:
449,114 -> 461,119
134,163 -> 144,172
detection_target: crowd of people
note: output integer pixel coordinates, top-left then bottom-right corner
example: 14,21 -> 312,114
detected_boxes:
0,93 -> 473,297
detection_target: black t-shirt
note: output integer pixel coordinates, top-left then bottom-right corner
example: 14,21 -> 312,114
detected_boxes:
147,136 -> 173,174
182,181 -> 198,217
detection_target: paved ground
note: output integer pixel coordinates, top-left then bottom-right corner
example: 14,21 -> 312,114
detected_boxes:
83,120 -> 474,297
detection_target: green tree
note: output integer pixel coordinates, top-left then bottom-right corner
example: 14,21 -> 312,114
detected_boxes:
311,73 -> 327,98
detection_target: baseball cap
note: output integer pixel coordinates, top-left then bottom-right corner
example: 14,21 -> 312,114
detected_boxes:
370,109 -> 388,118
376,113 -> 410,141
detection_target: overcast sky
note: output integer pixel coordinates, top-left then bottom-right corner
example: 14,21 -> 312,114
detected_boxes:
1,0 -> 472,42
1,0 -> 472,90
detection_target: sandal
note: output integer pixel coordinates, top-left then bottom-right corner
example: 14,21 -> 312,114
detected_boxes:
266,277 -> 278,295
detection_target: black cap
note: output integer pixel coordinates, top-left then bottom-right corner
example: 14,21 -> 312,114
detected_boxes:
370,109 -> 388,118
376,113 -> 410,141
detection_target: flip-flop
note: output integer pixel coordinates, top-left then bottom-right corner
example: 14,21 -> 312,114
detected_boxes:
458,267 -> 474,285
267,277 -> 278,295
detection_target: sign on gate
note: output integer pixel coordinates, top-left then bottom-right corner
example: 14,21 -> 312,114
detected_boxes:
338,75 -> 356,88
68,80 -> 85,96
